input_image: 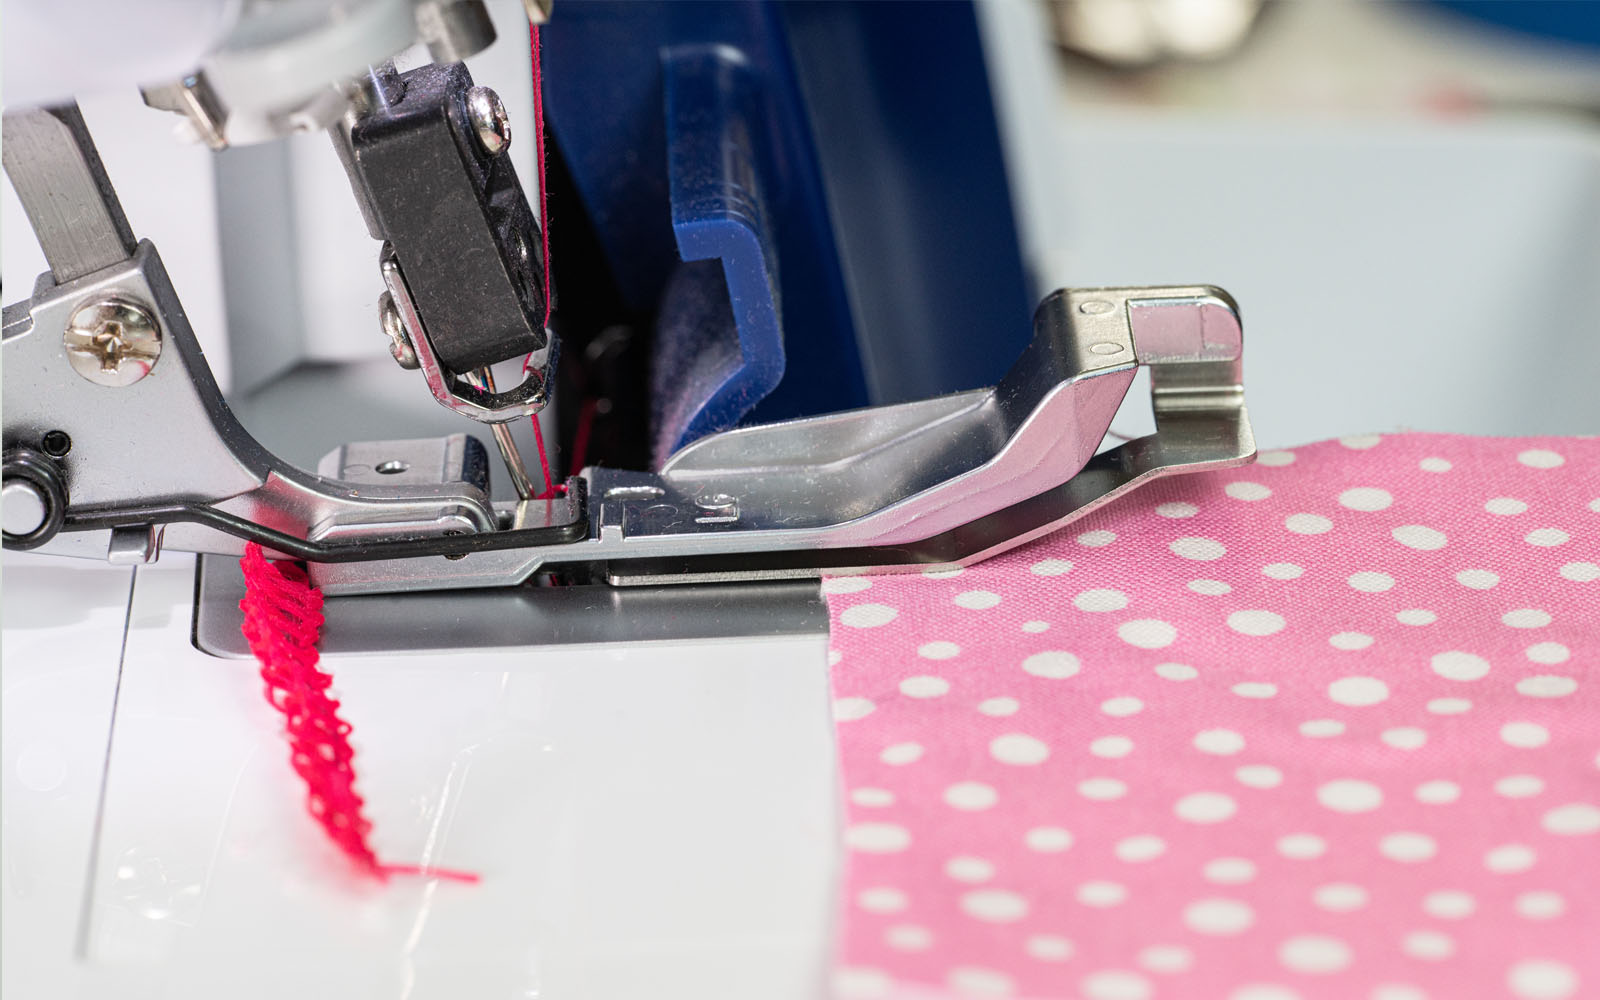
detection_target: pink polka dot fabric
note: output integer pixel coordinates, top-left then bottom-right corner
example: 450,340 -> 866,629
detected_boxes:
825,434 -> 1599,1000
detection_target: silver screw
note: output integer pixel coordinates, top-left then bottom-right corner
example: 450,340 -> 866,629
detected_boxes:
2,480 -> 49,537
694,492 -> 739,523
379,291 -> 420,369
465,86 -> 511,156
63,298 -> 162,386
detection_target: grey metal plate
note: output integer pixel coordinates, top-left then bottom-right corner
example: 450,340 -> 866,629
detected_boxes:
191,554 -> 828,658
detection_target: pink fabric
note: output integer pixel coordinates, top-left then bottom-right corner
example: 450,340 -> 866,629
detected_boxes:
825,434 -> 1599,1000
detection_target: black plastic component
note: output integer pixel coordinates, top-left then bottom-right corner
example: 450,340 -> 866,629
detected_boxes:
350,62 -> 547,372
2,446 -> 68,550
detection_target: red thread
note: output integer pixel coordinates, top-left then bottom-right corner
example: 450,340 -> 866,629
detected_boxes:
568,396 -> 598,473
239,542 -> 479,884
526,23 -> 564,500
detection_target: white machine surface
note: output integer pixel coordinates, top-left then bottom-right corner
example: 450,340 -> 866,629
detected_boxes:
5,2 -> 1600,999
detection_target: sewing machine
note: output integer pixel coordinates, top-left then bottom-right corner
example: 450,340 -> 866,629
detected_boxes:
6,1 -> 1597,997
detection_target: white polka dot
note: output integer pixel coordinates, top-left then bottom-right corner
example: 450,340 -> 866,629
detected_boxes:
1081,970 -> 1151,1000
1381,832 -> 1438,862
1593,499 -> 1600,513
1171,536 -> 1226,560
1397,609 -> 1437,625
1279,934 -> 1352,974
1024,934 -> 1075,960
1204,858 -> 1256,884
880,742 -> 924,765
1526,642 -> 1570,664
1300,719 -> 1346,738
991,733 -> 1049,765
1236,764 -> 1282,788
1078,530 -> 1117,547
1393,525 -> 1447,550
1373,981 -> 1427,999
1155,662 -> 1198,681
1156,501 -> 1199,518
1329,676 -> 1389,706
1022,651 -> 1080,678
841,603 -> 898,627
1484,843 -> 1536,873
829,650 -> 843,666
1330,631 -> 1375,650
1258,449 -> 1296,465
1115,834 -> 1167,863
1025,935 -> 1074,961
1025,827 -> 1073,852
1031,558 -> 1072,576
1427,697 -> 1471,714
1188,579 -> 1232,595
1226,481 -> 1271,500
858,887 -> 909,913
1091,735 -> 1134,758
1422,890 -> 1475,920
1503,608 -> 1553,628
1340,487 -> 1393,511
945,856 -> 995,882
1233,682 -> 1278,699
1382,727 -> 1427,750
1508,959 -> 1579,999
1415,780 -> 1460,804
1077,881 -> 1128,907
1286,513 -> 1333,535
885,924 -> 933,951
846,823 -> 910,853
918,641 -> 960,659
1079,777 -> 1128,800
978,697 -> 1020,716
834,697 -> 875,721
1456,568 -> 1499,589
1495,775 -> 1545,798
1561,561 -> 1600,582
947,966 -> 1014,997
922,566 -> 963,579
1075,588 -> 1129,612
1278,833 -> 1327,859
1228,610 -> 1286,636
1184,898 -> 1254,934
1432,650 -> 1490,681
1347,571 -> 1396,592
1341,434 -> 1383,449
1194,729 -> 1245,755
1021,620 -> 1050,633
1514,891 -> 1565,920
1542,803 -> 1600,835
1319,779 -> 1383,813
1101,696 -> 1144,717
836,966 -> 892,998
1262,562 -> 1304,580
960,889 -> 1028,923
1420,457 -> 1452,472
944,782 -> 998,810
851,787 -> 895,807
955,590 -> 1001,610
1517,449 -> 1565,469
900,676 -> 950,698
1501,722 -> 1550,748
1525,528 -> 1570,547
823,576 -> 872,594
1313,883 -> 1368,912
1486,497 -> 1528,515
1113,617 -> 1177,646
1517,675 -> 1577,698
1175,791 -> 1237,823
1402,930 -> 1454,960
1230,987 -> 1301,1000
1138,945 -> 1193,974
